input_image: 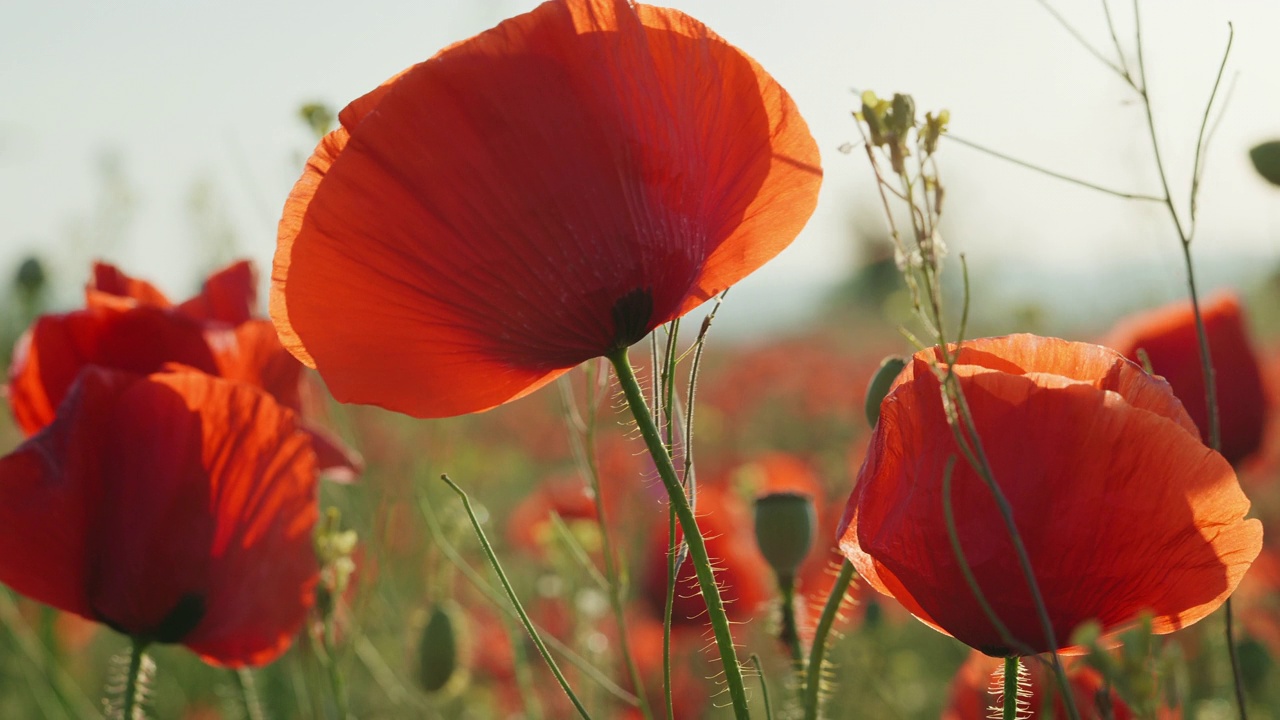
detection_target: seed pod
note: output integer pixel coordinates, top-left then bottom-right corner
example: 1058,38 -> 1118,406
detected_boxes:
416,600 -> 469,695
754,491 -> 816,582
865,355 -> 908,428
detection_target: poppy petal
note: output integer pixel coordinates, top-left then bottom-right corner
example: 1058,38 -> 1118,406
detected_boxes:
7,306 -> 219,436
176,260 -> 258,326
272,0 -> 821,417
87,262 -> 172,308
1105,292 -> 1270,464
153,371 -> 319,666
0,368 -> 130,618
841,336 -> 1262,656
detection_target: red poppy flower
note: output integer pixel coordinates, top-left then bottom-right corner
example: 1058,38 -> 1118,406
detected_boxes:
0,366 -> 319,666
87,260 -> 256,326
839,334 -> 1262,657
1104,291 -> 1269,465
271,0 -> 822,418
7,261 -> 361,480
942,651 -> 1138,720
505,474 -> 600,556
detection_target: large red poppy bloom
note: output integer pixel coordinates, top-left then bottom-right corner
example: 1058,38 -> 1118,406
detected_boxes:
839,335 -> 1262,656
0,366 -> 319,666
8,261 -> 360,479
271,0 -> 822,418
1104,291 -> 1269,465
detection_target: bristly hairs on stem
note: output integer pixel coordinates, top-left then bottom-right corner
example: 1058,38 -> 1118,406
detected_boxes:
106,639 -> 153,720
802,560 -> 857,720
987,656 -> 1032,720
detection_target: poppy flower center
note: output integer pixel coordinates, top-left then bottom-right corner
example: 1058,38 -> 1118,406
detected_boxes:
610,287 -> 654,350
97,592 -> 206,645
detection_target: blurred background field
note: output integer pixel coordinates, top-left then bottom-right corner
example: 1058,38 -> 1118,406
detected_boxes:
3,2 -> 1280,718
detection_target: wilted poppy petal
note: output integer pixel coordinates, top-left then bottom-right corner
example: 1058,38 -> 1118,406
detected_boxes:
840,334 -> 1262,656
8,306 -> 219,435
272,0 -> 821,417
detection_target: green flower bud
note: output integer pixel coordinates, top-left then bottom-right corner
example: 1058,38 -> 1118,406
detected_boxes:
864,355 -> 908,428
416,600 -> 469,695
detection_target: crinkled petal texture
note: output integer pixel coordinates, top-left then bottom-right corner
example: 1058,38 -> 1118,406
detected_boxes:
1105,291 -> 1269,465
838,334 -> 1262,657
272,0 -> 822,418
0,367 -> 319,667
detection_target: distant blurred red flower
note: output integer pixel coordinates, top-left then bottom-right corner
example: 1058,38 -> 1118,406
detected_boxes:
7,261 -> 360,480
270,0 -> 821,418
505,474 -> 600,556
941,651 -> 1138,720
641,484 -> 772,627
0,366 -> 318,666
88,259 -> 257,326
1104,292 -> 1269,465
839,335 -> 1262,656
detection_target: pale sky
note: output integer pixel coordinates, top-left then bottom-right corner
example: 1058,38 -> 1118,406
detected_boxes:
2,1 -> 1278,330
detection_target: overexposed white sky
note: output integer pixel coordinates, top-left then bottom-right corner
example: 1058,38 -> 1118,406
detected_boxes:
2,1 -> 1278,323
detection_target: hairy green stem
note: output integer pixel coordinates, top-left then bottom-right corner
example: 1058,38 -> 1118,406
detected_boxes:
607,347 -> 751,720
1003,656 -> 1020,720
121,638 -> 149,720
803,561 -> 856,720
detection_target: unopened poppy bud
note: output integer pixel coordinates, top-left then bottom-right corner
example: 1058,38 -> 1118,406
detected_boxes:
865,355 -> 908,428
754,492 -> 816,583
416,601 -> 469,695
14,256 -> 46,299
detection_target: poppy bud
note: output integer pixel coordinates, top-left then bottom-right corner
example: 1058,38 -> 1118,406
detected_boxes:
754,492 -> 816,583
864,355 -> 908,428
416,601 -> 469,695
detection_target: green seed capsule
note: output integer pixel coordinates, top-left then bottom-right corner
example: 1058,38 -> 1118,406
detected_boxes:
416,601 -> 468,694
754,492 -> 816,582
864,355 -> 908,429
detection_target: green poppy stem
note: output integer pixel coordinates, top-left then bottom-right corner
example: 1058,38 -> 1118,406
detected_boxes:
1003,656 -> 1020,720
802,560 -> 855,720
120,638 -> 150,720
234,668 -> 265,720
778,577 -> 805,675
607,347 -> 751,720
